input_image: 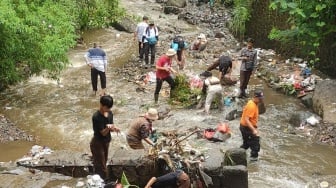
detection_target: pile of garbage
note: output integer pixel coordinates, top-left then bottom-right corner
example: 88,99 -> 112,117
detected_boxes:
16,145 -> 53,165
147,123 -> 232,187
257,49 -> 323,98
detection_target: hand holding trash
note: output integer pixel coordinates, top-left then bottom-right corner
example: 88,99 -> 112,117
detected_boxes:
107,124 -> 121,134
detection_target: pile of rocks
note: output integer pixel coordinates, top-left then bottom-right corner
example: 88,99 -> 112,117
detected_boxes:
0,114 -> 34,143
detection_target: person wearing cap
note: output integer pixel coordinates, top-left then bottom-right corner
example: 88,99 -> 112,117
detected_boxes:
144,170 -> 190,188
154,48 -> 177,103
238,38 -> 258,98
85,43 -> 108,96
190,33 -> 207,52
200,71 -> 224,114
239,90 -> 264,161
90,95 -> 121,180
126,108 -> 159,149
206,54 -> 237,85
134,16 -> 149,62
142,20 -> 159,66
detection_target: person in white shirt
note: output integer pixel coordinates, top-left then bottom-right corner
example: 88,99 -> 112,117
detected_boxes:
201,71 -> 224,114
142,20 -> 159,66
134,16 -> 149,62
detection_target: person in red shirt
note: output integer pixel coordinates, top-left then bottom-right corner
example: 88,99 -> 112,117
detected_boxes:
154,48 -> 177,103
239,90 -> 264,161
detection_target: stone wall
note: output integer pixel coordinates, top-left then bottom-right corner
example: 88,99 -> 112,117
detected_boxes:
110,148 -> 248,188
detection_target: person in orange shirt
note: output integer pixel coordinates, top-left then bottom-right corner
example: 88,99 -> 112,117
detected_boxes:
239,90 -> 264,161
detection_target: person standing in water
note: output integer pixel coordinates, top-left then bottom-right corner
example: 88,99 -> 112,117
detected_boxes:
85,43 -> 108,96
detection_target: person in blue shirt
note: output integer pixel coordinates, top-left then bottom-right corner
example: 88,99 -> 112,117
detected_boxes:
85,43 -> 108,96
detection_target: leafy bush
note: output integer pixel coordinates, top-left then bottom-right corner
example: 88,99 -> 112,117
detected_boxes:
0,0 -> 125,90
269,0 -> 336,67
228,0 -> 253,40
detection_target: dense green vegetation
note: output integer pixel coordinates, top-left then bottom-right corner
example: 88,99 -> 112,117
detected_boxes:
228,0 -> 253,40
229,0 -> 336,70
0,0 -> 124,90
268,0 -> 336,67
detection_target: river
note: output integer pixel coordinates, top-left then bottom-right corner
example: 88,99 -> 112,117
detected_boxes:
0,0 -> 336,187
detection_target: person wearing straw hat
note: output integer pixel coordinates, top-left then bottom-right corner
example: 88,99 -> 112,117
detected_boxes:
126,108 -> 159,149
154,48 -> 177,103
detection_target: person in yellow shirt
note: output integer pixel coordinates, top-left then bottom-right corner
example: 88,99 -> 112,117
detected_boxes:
239,90 -> 264,161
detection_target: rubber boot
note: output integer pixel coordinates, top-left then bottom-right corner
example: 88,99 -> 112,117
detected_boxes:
154,94 -> 159,104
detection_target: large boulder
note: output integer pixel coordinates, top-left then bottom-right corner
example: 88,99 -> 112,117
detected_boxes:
163,6 -> 183,14
112,16 -> 136,33
166,0 -> 187,8
312,80 -> 336,124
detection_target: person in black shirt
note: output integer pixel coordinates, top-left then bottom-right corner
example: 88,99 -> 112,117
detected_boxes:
90,95 -> 120,180
206,55 -> 237,85
145,170 -> 190,188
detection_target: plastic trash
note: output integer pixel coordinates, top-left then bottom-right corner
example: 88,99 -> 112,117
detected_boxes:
306,116 -> 319,126
224,97 -> 231,106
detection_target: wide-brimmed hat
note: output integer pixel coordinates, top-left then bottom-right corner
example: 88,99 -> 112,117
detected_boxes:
146,108 -> 159,120
166,48 -> 177,56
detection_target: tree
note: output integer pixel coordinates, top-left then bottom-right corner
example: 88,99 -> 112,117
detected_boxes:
0,0 -> 125,90
268,0 -> 336,67
0,0 -> 78,89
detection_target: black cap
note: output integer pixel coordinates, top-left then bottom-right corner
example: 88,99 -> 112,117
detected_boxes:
254,90 -> 264,99
149,20 -> 155,25
143,16 -> 149,20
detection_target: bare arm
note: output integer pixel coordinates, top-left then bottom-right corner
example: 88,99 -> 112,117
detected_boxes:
145,177 -> 157,188
206,58 -> 220,71
100,127 -> 112,137
244,117 -> 258,135
144,137 -> 155,146
100,124 -> 121,136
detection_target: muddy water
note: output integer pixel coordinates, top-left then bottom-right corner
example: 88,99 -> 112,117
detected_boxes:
0,3 -> 336,188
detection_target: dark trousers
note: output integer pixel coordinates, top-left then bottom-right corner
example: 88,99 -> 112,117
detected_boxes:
239,126 -> 260,158
177,50 -> 183,61
144,43 -> 156,64
138,42 -> 145,59
155,76 -> 175,95
239,70 -> 252,94
90,137 -> 110,180
91,68 -> 106,91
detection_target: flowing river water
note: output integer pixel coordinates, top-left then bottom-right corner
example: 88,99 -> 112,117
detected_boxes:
1,0 -> 336,187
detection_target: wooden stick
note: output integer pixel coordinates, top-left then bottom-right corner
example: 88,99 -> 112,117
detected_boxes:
173,129 -> 200,147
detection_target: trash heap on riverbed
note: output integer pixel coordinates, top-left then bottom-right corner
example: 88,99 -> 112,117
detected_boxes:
256,49 -> 324,98
16,145 -> 53,165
